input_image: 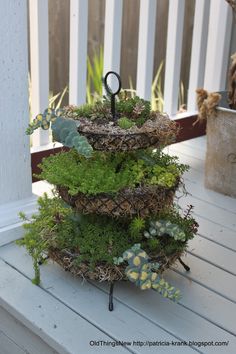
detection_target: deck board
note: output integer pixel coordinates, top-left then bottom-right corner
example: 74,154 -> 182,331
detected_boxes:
188,236 -> 236,275
0,259 -> 129,354
0,137 -> 236,354
0,244 -> 196,354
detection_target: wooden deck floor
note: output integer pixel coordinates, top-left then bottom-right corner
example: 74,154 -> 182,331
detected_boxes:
0,137 -> 236,354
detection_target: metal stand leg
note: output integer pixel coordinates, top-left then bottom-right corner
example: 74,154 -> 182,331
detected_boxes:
178,257 -> 190,272
109,282 -> 114,311
38,255 -> 49,265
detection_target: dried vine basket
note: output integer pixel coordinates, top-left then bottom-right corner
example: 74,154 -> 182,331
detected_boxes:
48,247 -> 184,282
73,112 -> 178,152
58,182 -> 179,218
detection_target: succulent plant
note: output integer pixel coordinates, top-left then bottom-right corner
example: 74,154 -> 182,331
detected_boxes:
117,117 -> 134,130
26,109 -> 93,158
144,220 -> 186,242
114,244 -> 180,300
129,217 -> 146,239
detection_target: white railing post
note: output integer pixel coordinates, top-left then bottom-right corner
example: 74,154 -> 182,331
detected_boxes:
103,0 -> 123,91
136,0 -> 157,100
0,0 -> 32,204
187,0 -> 210,111
163,0 -> 185,116
29,0 -> 50,147
69,0 -> 88,105
204,0 -> 233,91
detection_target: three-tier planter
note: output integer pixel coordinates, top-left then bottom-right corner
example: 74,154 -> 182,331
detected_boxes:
20,72 -> 198,310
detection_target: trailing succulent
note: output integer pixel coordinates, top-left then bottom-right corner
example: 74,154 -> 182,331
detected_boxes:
113,244 -> 180,300
26,108 -> 93,158
144,220 -> 187,242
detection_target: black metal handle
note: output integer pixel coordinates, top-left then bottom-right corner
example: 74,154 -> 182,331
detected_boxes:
103,71 -> 122,121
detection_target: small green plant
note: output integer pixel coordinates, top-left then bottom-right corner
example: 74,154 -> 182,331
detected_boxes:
117,117 -> 134,129
129,217 -> 146,240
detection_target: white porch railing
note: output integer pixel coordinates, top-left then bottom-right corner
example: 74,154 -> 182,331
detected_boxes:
28,0 -> 233,149
0,0 -> 233,206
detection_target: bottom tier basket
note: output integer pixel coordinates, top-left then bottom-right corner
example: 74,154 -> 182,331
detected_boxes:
48,247 -> 184,282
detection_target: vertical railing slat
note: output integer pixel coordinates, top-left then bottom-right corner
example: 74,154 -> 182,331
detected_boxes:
0,0 -> 32,204
103,0 -> 123,90
204,0 -> 233,91
29,0 -> 50,147
163,0 -> 185,116
69,0 -> 88,105
136,0 -> 157,100
187,0 -> 210,111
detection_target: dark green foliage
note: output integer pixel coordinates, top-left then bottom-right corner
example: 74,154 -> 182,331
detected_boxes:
147,238 -> 160,251
116,96 -> 151,124
73,215 -> 131,268
37,149 -> 187,196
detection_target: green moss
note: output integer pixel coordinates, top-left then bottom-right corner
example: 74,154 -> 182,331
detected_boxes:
37,149 -> 188,196
73,215 -> 131,268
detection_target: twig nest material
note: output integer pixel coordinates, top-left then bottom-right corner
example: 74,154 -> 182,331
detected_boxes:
48,247 -> 183,282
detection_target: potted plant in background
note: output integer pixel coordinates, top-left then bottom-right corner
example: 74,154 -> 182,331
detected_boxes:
19,72 -> 198,311
195,1 -> 236,198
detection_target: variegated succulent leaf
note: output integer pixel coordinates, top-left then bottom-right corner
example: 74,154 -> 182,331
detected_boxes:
144,219 -> 186,242
119,244 -> 180,301
26,109 -> 92,158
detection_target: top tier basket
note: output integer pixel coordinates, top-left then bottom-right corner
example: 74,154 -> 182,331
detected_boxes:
62,71 -> 178,152
74,113 -> 178,152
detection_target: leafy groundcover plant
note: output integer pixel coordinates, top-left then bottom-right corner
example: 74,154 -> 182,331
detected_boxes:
19,91 -> 198,307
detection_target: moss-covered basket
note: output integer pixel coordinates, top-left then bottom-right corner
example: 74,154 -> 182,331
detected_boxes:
20,77 -> 198,309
